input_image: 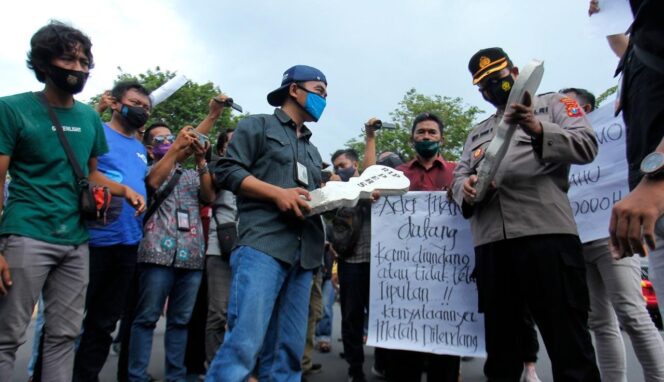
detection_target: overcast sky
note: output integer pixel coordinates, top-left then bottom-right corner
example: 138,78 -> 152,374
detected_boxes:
1,0 -> 627,159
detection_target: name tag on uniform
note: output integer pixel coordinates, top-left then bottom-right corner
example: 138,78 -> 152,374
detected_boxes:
296,161 -> 309,187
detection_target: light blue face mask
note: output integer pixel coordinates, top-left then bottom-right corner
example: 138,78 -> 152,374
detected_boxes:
298,86 -> 326,122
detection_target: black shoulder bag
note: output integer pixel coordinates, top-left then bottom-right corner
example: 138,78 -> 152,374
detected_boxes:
38,93 -> 111,221
212,207 -> 237,260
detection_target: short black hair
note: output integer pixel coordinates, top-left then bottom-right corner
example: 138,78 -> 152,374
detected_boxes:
27,21 -> 94,83
331,148 -> 359,164
143,121 -> 169,145
560,88 -> 596,111
377,151 -> 405,169
411,112 -> 444,135
111,81 -> 151,108
215,129 -> 234,154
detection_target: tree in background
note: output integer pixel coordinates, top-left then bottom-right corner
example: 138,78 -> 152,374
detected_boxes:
344,88 -> 482,164
595,85 -> 618,108
89,67 -> 244,141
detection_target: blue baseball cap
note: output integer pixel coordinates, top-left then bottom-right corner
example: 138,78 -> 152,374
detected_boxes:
267,65 -> 327,106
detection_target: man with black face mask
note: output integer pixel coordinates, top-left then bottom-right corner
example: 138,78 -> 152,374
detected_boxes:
0,21 -> 145,382
72,81 -> 151,382
329,148 -> 373,381
451,47 -> 601,381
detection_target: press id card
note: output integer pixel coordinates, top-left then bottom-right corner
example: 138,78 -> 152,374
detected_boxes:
296,161 -> 309,187
177,209 -> 191,231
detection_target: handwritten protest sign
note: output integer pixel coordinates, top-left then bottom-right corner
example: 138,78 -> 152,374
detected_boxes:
568,103 -> 629,243
368,192 -> 485,357
365,104 -> 626,356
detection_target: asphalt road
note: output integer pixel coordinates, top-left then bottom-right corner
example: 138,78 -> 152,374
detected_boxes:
9,303 -> 661,381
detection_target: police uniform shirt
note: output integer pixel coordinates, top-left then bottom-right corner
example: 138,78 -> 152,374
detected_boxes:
451,93 -> 598,247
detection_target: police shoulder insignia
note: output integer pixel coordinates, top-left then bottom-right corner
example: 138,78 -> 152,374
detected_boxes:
473,147 -> 483,159
560,97 -> 583,118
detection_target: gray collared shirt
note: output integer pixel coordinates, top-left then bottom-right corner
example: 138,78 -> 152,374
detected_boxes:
213,108 -> 325,269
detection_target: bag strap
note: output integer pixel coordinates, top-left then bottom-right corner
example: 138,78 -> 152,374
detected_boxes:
211,204 -> 221,227
143,167 -> 183,225
36,92 -> 88,189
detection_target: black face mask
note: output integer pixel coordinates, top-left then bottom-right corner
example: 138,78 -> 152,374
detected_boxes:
119,104 -> 149,129
48,65 -> 89,95
377,154 -> 404,169
481,75 -> 514,107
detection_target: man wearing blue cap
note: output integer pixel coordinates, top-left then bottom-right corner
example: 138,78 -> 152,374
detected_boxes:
207,65 -> 327,382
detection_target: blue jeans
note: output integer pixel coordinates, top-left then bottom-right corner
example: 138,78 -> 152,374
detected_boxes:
27,296 -> 45,377
128,264 -> 202,382
205,246 -> 313,382
315,279 -> 335,343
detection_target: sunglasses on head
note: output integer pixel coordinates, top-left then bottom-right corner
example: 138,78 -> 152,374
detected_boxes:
152,134 -> 175,144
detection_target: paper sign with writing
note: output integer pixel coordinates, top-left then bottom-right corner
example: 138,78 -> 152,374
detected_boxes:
368,192 -> 486,357
568,103 -> 629,243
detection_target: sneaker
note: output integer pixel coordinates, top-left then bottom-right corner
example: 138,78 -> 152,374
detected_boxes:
371,364 -> 386,379
520,366 -> 542,382
303,363 -> 323,375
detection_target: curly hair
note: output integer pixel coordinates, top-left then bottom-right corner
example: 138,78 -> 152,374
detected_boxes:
26,20 -> 94,83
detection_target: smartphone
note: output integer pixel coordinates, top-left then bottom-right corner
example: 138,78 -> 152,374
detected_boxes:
195,131 -> 209,146
214,97 -> 244,113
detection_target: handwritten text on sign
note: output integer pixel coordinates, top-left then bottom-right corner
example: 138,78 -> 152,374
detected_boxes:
568,104 -> 629,243
368,192 -> 486,357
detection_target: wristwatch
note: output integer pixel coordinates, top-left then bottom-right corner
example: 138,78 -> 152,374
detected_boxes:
640,151 -> 664,179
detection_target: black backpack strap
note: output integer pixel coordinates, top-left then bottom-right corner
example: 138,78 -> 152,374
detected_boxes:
143,167 -> 183,225
37,92 -> 88,189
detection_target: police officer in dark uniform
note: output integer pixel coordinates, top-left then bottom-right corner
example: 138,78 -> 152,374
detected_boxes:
451,48 -> 601,381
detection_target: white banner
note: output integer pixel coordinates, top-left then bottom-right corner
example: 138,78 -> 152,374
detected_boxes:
587,0 -> 632,38
368,192 -> 485,357
568,103 -> 629,243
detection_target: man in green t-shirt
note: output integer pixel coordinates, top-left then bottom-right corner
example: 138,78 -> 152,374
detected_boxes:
0,21 -> 145,382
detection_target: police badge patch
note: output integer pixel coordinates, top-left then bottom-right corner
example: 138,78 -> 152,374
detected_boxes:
560,97 -> 583,117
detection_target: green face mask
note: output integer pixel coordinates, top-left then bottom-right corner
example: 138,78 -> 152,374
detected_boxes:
414,140 -> 440,159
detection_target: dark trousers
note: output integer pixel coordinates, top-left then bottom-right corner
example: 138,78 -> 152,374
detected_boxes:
73,244 -> 138,382
184,269 -> 207,374
385,349 -> 460,382
475,234 -> 600,382
117,268 -> 140,382
338,261 -> 370,378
